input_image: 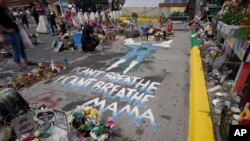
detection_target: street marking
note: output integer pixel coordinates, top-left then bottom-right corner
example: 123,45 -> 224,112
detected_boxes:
69,55 -> 89,64
106,39 -> 172,74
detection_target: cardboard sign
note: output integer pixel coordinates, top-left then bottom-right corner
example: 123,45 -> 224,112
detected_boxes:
54,109 -> 69,130
36,109 -> 55,124
54,41 -> 63,52
11,112 -> 35,138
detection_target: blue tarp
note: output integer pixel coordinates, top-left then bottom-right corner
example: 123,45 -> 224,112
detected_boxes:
71,33 -> 82,48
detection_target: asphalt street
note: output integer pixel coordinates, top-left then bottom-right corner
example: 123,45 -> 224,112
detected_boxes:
1,24 -> 191,141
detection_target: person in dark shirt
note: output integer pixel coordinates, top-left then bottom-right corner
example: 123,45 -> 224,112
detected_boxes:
81,20 -> 99,52
47,11 -> 58,35
0,0 -> 29,71
58,17 -> 66,37
30,1 -> 39,25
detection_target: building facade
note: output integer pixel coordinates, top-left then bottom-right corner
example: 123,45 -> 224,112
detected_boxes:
6,0 -> 28,6
74,0 -> 125,12
6,0 -> 124,10
6,0 -> 59,7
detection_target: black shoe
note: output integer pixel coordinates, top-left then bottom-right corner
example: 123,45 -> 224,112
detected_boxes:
26,61 -> 37,66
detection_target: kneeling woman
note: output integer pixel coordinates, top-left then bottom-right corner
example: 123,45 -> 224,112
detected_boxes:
81,20 -> 99,52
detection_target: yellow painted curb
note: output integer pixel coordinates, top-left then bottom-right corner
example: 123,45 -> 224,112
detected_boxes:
188,47 -> 215,141
119,16 -> 158,22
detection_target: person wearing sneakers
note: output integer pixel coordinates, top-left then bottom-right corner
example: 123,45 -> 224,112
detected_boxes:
0,0 -> 30,71
81,19 -> 99,52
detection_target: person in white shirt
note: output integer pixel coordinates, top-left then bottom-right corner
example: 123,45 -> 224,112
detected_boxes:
77,9 -> 85,26
68,4 -> 80,28
13,10 -> 22,24
25,9 -> 31,18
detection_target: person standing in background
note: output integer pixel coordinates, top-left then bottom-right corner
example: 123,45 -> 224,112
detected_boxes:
12,9 -> 22,24
58,17 -> 66,37
35,0 -> 50,33
12,8 -> 34,49
47,11 -> 58,35
35,0 -> 46,15
0,0 -> 30,71
20,10 -> 29,29
64,7 -> 72,26
29,1 -> 39,25
131,11 -> 138,28
68,4 -> 80,29
77,9 -> 85,26
25,8 -> 31,18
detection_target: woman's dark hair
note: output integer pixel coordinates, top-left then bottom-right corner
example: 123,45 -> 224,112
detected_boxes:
159,16 -> 165,22
29,1 -> 34,9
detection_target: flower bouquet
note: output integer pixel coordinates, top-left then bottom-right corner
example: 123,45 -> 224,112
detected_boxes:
52,34 -> 75,52
98,34 -> 106,44
67,106 -> 115,141
207,46 -> 223,59
62,35 -> 75,50
154,31 -> 164,41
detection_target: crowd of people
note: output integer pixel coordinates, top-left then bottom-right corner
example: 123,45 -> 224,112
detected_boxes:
1,0 -> 176,71
0,0 -> 117,68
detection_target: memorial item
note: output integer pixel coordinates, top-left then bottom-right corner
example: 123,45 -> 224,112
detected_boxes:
12,112 -> 35,138
54,109 -> 69,130
36,109 -> 55,125
7,62 -> 63,89
0,88 -> 30,140
67,106 -> 115,140
0,88 -> 30,122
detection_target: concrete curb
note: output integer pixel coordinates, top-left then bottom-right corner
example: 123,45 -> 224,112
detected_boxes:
188,30 -> 215,141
